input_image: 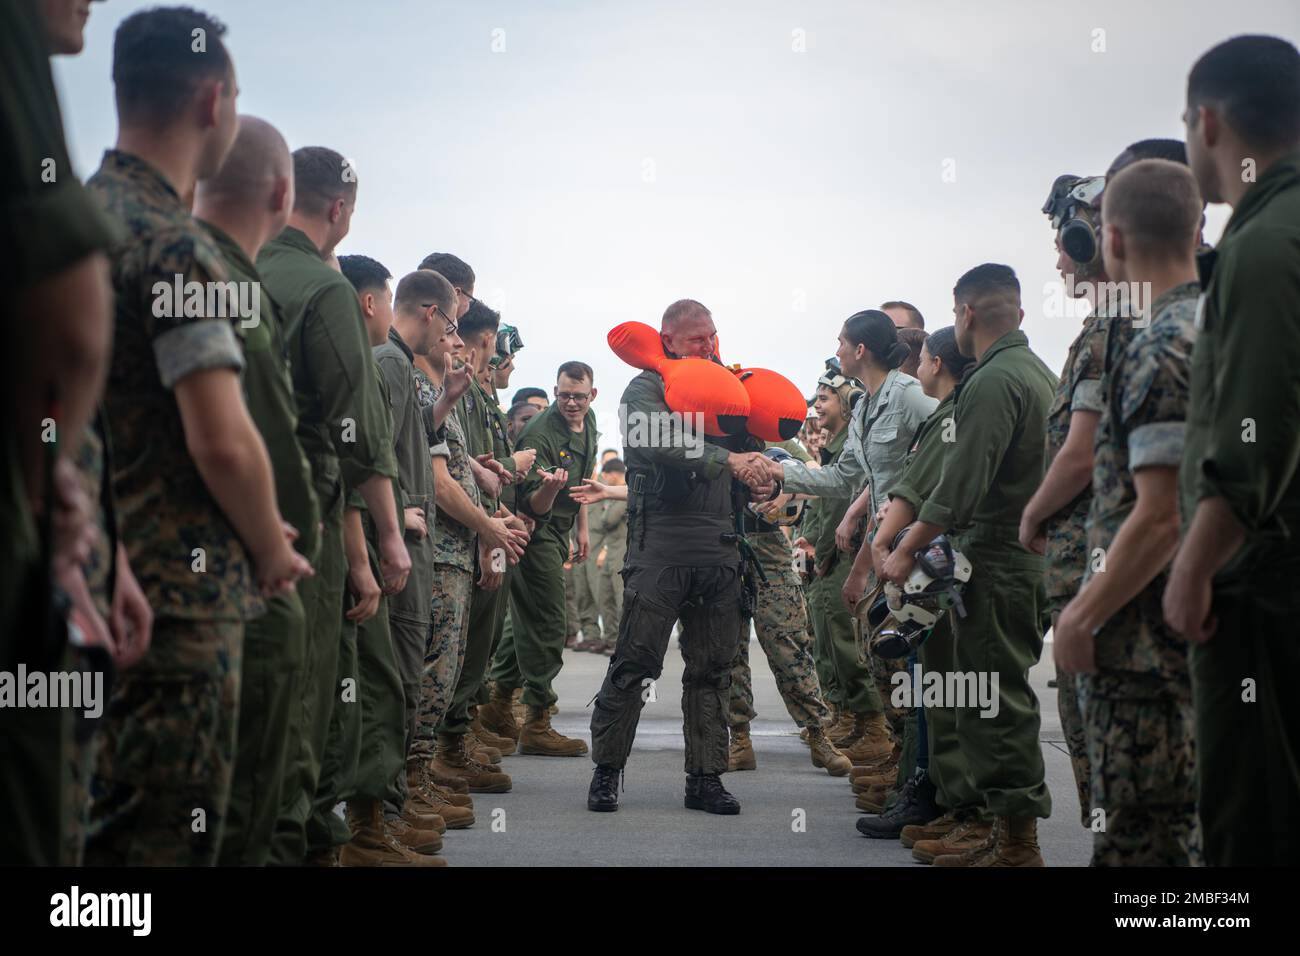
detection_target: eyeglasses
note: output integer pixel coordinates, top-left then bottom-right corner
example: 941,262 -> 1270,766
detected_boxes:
421,303 -> 457,335
555,392 -> 591,405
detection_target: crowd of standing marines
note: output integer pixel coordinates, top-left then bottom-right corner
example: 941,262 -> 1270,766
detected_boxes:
3,1 -> 1298,868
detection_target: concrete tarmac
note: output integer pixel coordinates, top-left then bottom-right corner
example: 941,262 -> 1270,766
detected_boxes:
443,630 -> 1092,867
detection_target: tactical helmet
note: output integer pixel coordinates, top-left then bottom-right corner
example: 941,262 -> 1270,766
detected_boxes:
866,528 -> 972,659
1043,174 -> 1107,279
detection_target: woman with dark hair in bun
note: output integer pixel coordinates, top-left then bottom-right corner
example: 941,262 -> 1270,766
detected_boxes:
849,326 -> 978,839
766,310 -> 936,764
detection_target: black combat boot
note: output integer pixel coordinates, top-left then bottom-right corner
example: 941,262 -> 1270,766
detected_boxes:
684,773 -> 741,815
856,768 -> 938,838
587,765 -> 620,812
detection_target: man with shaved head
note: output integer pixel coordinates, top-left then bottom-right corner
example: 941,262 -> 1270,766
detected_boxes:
586,298 -> 764,816
194,116 -> 321,865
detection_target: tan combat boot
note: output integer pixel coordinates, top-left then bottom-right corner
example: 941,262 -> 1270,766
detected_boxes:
341,800 -> 446,867
851,763 -> 898,793
430,733 -> 513,792
471,711 -> 517,755
899,810 -> 960,849
407,763 -> 476,828
728,723 -> 757,772
828,711 -> 859,748
387,815 -> 444,855
401,794 -> 446,834
842,713 -> 894,767
855,784 -> 888,814
518,705 -> 588,757
466,730 -> 503,765
972,816 -> 1044,867
924,818 -> 998,867
479,687 -> 520,743
807,725 -> 852,776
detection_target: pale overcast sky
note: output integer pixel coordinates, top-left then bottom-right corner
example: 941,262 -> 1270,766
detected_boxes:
54,0 -> 1300,453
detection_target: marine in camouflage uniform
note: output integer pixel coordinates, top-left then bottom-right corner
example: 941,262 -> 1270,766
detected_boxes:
1078,281 -> 1203,866
728,442 -> 829,731
442,377 -> 515,739
412,371 -> 476,758
592,493 -> 628,648
199,219 -> 320,867
1041,305 -> 1128,827
84,150 -> 262,866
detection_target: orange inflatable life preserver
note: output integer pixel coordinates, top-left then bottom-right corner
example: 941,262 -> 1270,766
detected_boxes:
608,321 -> 805,442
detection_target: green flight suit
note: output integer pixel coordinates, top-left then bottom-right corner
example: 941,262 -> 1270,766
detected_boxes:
798,496 -> 840,707
589,369 -> 747,774
917,329 -> 1056,820
373,328 -> 437,798
200,221 -> 320,866
0,0 -> 118,867
1180,152 -> 1300,866
347,364 -> 408,809
257,225 -> 398,863
492,402 -> 598,708
807,426 -> 882,716
442,379 -> 513,736
888,391 -> 978,812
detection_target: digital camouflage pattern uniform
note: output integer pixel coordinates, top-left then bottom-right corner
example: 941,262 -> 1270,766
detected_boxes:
84,151 -> 261,866
1042,306 -> 1125,827
479,387 -> 519,707
589,369 -> 744,775
917,329 -> 1056,821
412,372 -> 476,755
493,402 -> 598,709
591,495 -> 628,647
200,221 -> 320,866
888,390 -> 979,812
1079,279 -> 1203,867
444,377 -> 514,736
373,328 -> 438,794
1180,153 -> 1300,866
729,441 -> 828,730
257,224 -> 398,862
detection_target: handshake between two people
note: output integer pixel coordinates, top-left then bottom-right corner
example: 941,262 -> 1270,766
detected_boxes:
726,451 -> 784,499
